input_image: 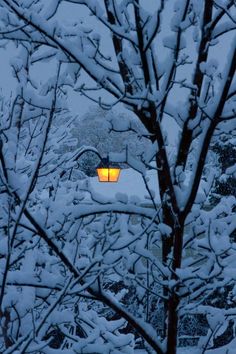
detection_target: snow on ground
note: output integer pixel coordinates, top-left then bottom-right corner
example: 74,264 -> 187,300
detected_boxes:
135,348 -> 199,354
135,343 -> 236,354
90,167 -> 205,205
90,168 -> 160,204
177,348 -> 198,354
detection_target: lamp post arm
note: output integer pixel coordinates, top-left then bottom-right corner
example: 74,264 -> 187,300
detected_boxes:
60,146 -> 103,179
73,146 -> 103,163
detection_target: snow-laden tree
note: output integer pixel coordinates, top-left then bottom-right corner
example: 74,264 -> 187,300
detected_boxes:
0,44 -> 137,353
0,1 -> 235,354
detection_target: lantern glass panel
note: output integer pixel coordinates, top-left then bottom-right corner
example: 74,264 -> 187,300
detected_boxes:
108,168 -> 120,182
97,168 -> 109,182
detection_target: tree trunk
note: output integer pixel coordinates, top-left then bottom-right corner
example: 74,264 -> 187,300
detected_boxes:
161,212 -> 175,339
166,292 -> 180,354
166,224 -> 184,354
150,123 -> 181,343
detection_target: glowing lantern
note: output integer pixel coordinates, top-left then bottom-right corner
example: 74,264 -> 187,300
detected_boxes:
96,157 -> 121,183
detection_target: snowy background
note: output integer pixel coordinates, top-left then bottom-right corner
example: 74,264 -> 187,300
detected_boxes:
0,1 -> 235,353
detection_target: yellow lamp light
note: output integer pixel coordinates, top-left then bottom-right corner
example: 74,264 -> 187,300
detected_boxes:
96,158 -> 121,183
108,168 -> 120,182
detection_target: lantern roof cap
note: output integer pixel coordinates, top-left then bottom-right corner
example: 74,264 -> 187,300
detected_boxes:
96,156 -> 120,169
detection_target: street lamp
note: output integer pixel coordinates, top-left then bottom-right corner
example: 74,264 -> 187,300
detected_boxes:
59,148 -> 121,183
96,157 -> 121,183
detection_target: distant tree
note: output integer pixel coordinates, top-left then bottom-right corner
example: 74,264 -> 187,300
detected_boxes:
59,106 -> 151,176
211,140 -> 236,204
